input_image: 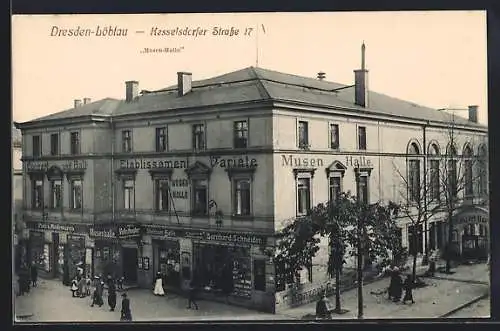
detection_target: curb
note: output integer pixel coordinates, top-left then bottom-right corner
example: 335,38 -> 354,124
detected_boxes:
424,276 -> 489,286
439,293 -> 490,318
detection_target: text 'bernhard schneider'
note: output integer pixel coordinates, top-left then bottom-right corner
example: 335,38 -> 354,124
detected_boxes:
50,25 -> 256,37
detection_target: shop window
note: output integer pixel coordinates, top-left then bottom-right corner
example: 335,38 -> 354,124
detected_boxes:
297,121 -> 309,149
32,135 -> 41,157
193,244 -> 252,298
155,127 -> 167,152
70,131 -> 80,155
30,232 -> 45,270
122,130 -> 132,153
192,123 -> 206,150
330,123 -> 339,150
192,179 -> 208,216
50,180 -> 62,209
233,120 -> 248,148
253,259 -> 266,291
31,178 -> 44,209
358,126 -> 366,150
123,179 -> 135,210
156,241 -> 181,288
70,179 -> 83,210
50,133 -> 59,156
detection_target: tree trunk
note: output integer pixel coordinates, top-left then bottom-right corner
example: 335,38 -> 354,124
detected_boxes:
412,252 -> 417,283
335,267 -> 341,312
445,211 -> 453,273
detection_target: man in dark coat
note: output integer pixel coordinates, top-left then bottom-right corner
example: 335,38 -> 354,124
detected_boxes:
91,279 -> 104,307
402,275 -> 415,304
108,279 -> 117,311
120,293 -> 132,321
30,262 -> 38,287
393,271 -> 403,302
315,294 -> 332,320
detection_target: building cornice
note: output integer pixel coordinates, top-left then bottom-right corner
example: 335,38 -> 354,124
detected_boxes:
15,115 -> 111,131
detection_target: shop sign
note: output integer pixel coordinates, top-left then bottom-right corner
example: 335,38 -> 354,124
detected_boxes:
117,225 -> 142,239
144,226 -> 177,238
89,224 -> 142,239
26,161 -> 49,171
62,160 -> 88,170
119,158 -> 189,169
209,155 -> 258,168
455,214 -> 488,225
184,230 -> 265,245
26,221 -> 88,234
281,155 -> 373,168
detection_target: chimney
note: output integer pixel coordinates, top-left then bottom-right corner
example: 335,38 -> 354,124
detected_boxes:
177,72 -> 192,97
83,97 -> 91,105
354,42 -> 369,107
125,81 -> 139,102
317,72 -> 326,81
468,105 -> 478,123
74,99 -> 82,108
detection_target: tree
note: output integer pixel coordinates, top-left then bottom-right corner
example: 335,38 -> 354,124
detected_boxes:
392,161 -> 441,283
275,191 -> 402,319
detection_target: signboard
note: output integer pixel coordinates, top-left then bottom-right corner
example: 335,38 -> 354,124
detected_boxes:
26,221 -> 89,234
143,226 -> 265,245
89,224 -> 142,239
455,213 -> 488,225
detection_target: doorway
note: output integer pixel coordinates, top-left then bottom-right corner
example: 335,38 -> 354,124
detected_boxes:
122,247 -> 138,284
52,233 -> 60,277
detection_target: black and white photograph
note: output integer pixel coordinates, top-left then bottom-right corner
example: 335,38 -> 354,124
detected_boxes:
11,11 -> 490,322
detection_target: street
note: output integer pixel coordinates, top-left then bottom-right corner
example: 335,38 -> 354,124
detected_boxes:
14,278 -> 280,322
445,297 -> 490,318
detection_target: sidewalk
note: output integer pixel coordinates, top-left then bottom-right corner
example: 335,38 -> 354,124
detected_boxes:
278,262 -> 490,319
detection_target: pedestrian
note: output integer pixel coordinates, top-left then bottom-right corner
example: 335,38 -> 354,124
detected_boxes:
387,266 -> 397,300
21,264 -> 30,294
187,277 -> 199,310
71,278 -> 79,297
91,279 -> 104,307
315,293 -> 332,320
30,262 -> 38,287
85,275 -> 92,296
108,279 -> 117,311
117,276 -> 124,291
153,272 -> 165,296
402,275 -> 415,304
120,293 -> 132,321
78,276 -> 86,298
393,270 -> 403,302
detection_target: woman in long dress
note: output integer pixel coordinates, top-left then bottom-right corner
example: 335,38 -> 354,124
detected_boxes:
153,272 -> 165,296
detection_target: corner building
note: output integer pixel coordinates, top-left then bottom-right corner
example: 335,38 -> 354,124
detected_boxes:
16,49 -> 488,313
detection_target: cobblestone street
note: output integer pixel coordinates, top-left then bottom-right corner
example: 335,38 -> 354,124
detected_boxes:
14,279 -> 280,322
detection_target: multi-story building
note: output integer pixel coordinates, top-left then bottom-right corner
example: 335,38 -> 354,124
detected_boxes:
15,45 -> 488,313
13,125 -> 25,272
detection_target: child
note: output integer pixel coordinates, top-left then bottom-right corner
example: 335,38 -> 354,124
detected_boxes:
85,275 -> 92,296
71,278 -> 78,297
117,276 -> 124,291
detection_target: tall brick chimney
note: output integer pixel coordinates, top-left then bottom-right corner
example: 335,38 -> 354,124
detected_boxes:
468,105 -> 478,123
125,81 -> 139,102
354,42 -> 369,108
177,72 -> 192,97
83,97 -> 91,105
74,99 -> 82,108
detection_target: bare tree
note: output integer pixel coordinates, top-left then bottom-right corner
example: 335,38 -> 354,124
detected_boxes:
392,162 -> 440,282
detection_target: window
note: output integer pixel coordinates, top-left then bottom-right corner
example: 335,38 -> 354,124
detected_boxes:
70,179 -> 82,209
233,120 -> 248,148
192,124 -> 205,150
429,160 -> 440,201
192,179 -> 208,215
32,135 -> 41,157
70,132 -> 80,155
329,176 -> 341,203
447,145 -> 458,199
233,179 -> 251,216
50,180 -> 62,209
463,146 -> 473,197
50,133 -> 59,156
253,259 -> 266,291
408,160 -> 421,202
297,178 -> 311,215
122,130 -> 132,153
358,126 -> 366,150
408,224 -> 423,255
155,127 -> 167,152
155,179 -> 170,211
478,145 -> 488,196
330,124 -> 339,149
31,179 -> 43,209
297,121 -> 309,148
356,175 -> 369,204
123,179 -> 134,210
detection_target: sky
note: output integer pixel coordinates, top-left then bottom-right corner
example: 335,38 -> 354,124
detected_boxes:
12,11 -> 488,125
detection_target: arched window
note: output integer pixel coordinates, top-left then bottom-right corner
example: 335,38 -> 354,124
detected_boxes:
428,143 -> 441,201
407,141 -> 421,202
463,144 -> 473,197
446,144 -> 458,199
478,145 -> 488,196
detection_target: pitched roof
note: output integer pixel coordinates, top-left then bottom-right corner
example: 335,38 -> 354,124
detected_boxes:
21,67 -> 485,128
27,98 -> 121,122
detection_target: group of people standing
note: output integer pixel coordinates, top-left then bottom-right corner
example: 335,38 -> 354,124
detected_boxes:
69,271 -> 132,321
16,262 -> 38,296
387,267 -> 415,304
153,271 -> 200,310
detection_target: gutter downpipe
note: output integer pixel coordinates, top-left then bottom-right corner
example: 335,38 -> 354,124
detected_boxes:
423,121 -> 429,264
110,117 -> 115,224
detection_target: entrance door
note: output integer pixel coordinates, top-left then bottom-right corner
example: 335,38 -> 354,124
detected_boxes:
462,234 -> 479,260
122,247 -> 138,284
